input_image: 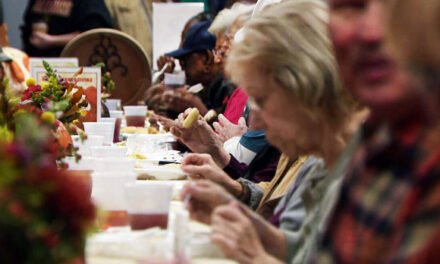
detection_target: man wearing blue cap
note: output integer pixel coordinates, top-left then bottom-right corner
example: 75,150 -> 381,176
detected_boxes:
166,20 -> 236,116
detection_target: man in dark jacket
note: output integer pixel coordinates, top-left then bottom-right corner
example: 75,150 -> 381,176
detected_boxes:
165,20 -> 236,116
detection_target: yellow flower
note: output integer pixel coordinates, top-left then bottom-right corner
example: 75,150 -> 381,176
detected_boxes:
41,111 -> 56,125
41,81 -> 50,90
79,109 -> 87,117
25,77 -> 36,87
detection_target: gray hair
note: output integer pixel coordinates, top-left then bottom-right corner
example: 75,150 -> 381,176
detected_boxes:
209,3 -> 254,35
226,0 -> 354,120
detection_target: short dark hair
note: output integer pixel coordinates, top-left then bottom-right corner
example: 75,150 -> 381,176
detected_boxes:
189,12 -> 213,24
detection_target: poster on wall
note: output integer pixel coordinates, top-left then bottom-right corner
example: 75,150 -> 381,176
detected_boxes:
30,58 -> 79,78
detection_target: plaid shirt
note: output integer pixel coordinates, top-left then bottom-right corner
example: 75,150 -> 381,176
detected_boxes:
315,119 -> 440,263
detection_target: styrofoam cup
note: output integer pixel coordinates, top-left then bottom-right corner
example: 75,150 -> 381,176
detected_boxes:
90,146 -> 127,158
123,106 -> 148,116
83,122 -> 115,145
105,99 -> 122,111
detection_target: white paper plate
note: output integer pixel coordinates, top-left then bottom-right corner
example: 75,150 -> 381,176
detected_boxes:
133,151 -> 182,166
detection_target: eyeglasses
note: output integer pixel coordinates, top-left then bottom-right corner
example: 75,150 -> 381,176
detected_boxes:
247,96 -> 261,111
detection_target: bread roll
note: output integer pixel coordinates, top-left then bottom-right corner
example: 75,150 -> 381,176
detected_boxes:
182,108 -> 200,128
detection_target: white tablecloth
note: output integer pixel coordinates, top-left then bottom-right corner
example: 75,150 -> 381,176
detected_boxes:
86,202 -> 237,264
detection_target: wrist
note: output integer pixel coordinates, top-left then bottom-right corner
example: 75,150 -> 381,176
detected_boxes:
262,227 -> 286,260
225,178 -> 244,198
213,148 -> 231,168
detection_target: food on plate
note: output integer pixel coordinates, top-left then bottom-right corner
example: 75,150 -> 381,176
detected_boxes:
137,172 -> 186,181
115,141 -> 127,147
148,126 -> 158,134
182,108 -> 200,128
137,173 -> 156,180
121,126 -> 160,134
130,153 -> 148,160
121,126 -> 137,134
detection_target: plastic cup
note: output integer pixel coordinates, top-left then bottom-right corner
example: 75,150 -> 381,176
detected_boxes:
93,158 -> 135,172
83,122 -> 115,145
92,170 -> 136,229
69,170 -> 93,197
99,117 -> 119,143
124,106 -> 147,127
109,110 -> 123,142
109,110 -> 124,118
64,156 -> 96,197
90,145 -> 127,158
124,182 -> 173,230
105,99 -> 122,111
164,73 -> 185,90
72,135 -> 104,157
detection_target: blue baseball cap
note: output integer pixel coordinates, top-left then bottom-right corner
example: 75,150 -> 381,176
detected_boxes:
166,21 -> 216,59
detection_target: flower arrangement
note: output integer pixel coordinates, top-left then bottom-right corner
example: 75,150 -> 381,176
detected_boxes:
21,61 -> 90,125
19,61 -> 94,162
96,62 -> 115,100
0,65 -> 96,263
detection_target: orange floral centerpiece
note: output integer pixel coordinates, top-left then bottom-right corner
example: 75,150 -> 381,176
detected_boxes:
0,77 -> 96,263
20,61 -> 91,160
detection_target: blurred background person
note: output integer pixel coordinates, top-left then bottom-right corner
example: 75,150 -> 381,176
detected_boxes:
155,11 -> 212,75
156,21 -> 236,117
387,0 -> 440,103
21,0 -> 114,57
146,13 -> 214,121
208,3 -> 253,124
314,0 -> 440,262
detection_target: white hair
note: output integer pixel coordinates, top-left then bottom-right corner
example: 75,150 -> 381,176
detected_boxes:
227,0 -> 355,120
208,3 -> 254,35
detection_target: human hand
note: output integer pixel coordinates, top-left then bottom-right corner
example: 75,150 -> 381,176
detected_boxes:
211,202 -> 282,264
181,153 -> 242,196
145,84 -> 166,103
156,55 -> 175,74
162,90 -> 208,115
171,114 -> 230,167
149,112 -> 176,131
213,115 -> 247,142
180,180 -> 235,224
30,31 -> 55,49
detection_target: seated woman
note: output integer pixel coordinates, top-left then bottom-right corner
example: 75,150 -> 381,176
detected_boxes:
179,0 -> 366,262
